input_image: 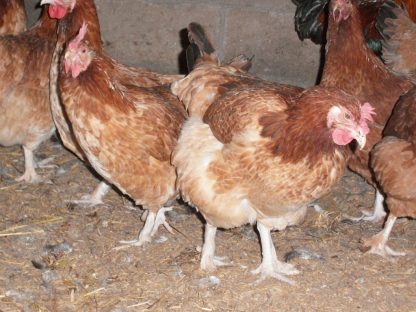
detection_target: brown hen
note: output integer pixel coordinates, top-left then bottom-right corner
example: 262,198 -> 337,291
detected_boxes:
0,2 -> 67,183
172,23 -> 373,283
58,24 -> 187,246
321,0 -> 412,223
362,2 -> 416,258
45,0 -> 183,207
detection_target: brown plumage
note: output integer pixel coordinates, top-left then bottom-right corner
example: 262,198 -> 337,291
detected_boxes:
0,0 -> 27,35
59,24 -> 187,246
321,0 -> 413,222
172,23 -> 372,283
362,6 -> 416,258
0,4 -> 61,183
46,0 -> 183,206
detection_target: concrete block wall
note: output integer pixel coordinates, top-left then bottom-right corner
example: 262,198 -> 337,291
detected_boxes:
25,0 -> 321,87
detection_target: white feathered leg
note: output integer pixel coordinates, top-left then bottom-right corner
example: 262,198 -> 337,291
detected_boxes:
251,222 -> 299,285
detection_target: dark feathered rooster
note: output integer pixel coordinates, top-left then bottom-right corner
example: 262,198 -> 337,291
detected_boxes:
293,0 -> 416,53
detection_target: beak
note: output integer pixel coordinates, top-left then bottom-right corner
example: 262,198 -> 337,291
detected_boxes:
353,128 -> 366,150
40,0 -> 54,5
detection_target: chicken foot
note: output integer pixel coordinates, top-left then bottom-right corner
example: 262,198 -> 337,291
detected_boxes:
251,222 -> 299,285
200,223 -> 231,271
67,181 -> 110,208
347,189 -> 387,223
15,146 -> 42,183
361,215 -> 406,259
115,207 -> 174,249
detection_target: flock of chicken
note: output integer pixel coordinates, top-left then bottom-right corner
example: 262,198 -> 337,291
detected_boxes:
0,0 -> 414,284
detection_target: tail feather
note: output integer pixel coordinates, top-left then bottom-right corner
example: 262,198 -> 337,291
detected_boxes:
293,0 -> 328,44
186,22 -> 218,71
377,0 -> 401,41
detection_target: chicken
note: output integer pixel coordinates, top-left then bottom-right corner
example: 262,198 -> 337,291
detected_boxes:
57,23 -> 187,245
0,2 -> 68,183
294,0 -> 416,52
320,0 -> 412,223
172,23 -> 374,283
43,0 -> 183,207
361,1 -> 416,258
377,0 -> 416,83
0,0 -> 26,35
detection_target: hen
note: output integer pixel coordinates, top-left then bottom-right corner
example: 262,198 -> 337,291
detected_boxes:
0,2 -> 67,183
0,0 -> 26,35
362,1 -> 416,258
321,0 -> 412,222
57,23 -> 187,245
172,23 -> 373,283
43,0 -> 183,207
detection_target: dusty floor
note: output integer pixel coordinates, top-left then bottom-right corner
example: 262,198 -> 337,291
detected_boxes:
0,138 -> 415,312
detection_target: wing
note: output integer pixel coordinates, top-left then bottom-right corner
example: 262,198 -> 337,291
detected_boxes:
383,87 -> 416,145
203,85 -> 290,144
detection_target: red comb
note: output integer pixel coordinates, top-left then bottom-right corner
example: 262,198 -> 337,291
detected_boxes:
359,102 -> 376,135
69,22 -> 88,50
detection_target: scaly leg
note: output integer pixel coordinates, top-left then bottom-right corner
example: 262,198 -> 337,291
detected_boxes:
200,223 -> 230,271
348,189 -> 386,223
251,222 -> 299,285
68,181 -> 110,208
15,146 -> 41,183
361,214 -> 406,259
115,207 -> 175,249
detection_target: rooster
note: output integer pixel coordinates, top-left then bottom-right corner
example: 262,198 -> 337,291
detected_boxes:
320,0 -> 412,223
294,0 -> 416,52
43,0 -> 183,207
0,1 -> 68,183
0,0 -> 26,35
172,23 -> 374,283
57,23 -> 187,245
361,1 -> 416,258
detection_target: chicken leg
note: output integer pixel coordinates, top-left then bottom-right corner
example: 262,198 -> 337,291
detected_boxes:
349,189 -> 387,223
361,214 -> 406,259
200,223 -> 230,271
116,207 -> 174,249
251,222 -> 299,285
68,181 -> 110,208
15,146 -> 41,183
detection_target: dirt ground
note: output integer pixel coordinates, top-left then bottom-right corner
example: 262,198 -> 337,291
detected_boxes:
0,138 -> 415,312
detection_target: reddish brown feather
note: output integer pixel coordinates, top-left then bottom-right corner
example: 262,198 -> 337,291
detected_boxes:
0,0 -> 26,35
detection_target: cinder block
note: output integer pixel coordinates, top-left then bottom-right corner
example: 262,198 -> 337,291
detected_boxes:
96,0 -> 223,74
224,8 -> 321,87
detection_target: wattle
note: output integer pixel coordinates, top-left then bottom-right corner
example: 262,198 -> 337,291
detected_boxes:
332,129 -> 353,146
48,5 -> 67,19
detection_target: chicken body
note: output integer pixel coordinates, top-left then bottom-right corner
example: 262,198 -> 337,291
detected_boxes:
0,7 -> 58,182
362,2 -> 416,258
172,23 -> 372,283
321,0 -> 412,222
0,0 -> 27,35
46,0 -> 182,207
59,25 -> 187,245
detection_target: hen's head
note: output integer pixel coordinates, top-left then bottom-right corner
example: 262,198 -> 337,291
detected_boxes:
64,23 -> 94,78
326,97 -> 375,150
329,0 -> 353,23
40,0 -> 75,19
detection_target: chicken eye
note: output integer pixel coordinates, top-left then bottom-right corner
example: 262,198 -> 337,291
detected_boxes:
345,113 -> 351,120
81,49 -> 87,53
